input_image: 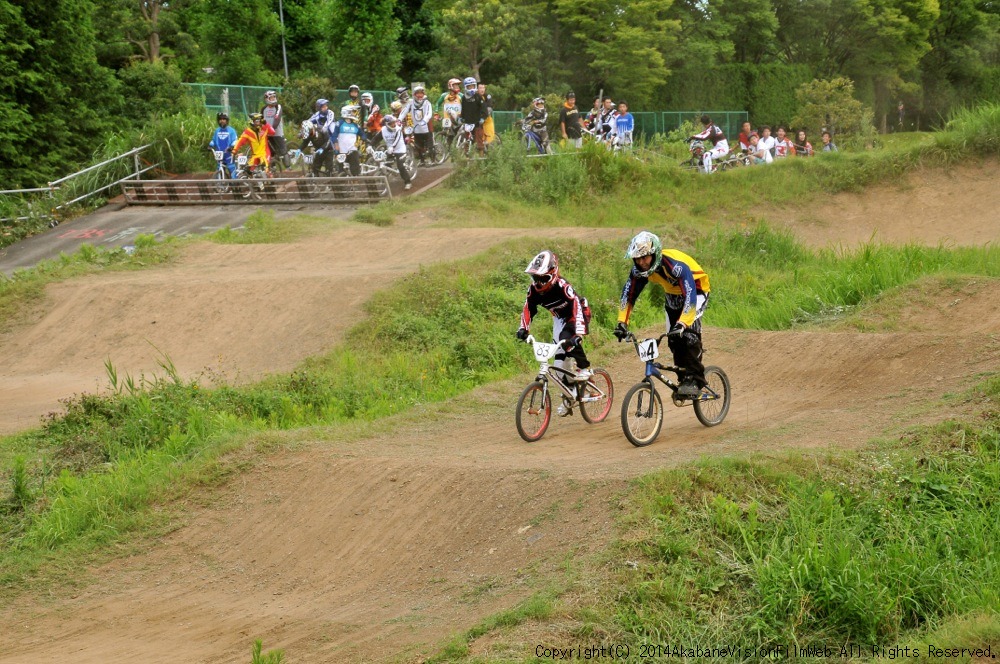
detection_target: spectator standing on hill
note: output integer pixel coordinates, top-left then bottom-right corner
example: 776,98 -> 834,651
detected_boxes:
821,131 -> 838,152
560,92 -> 583,148
585,96 -> 601,133
773,126 -> 795,158
478,82 -> 496,144
613,101 -> 634,147
794,130 -> 813,156
738,121 -> 753,151
598,97 -> 617,141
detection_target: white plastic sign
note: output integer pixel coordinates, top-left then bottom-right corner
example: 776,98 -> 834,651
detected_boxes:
463,123 -> 476,133
532,341 -> 559,362
637,338 -> 659,362
373,150 -> 386,161
442,118 -> 452,128
336,153 -> 347,163
213,150 -> 224,160
236,155 -> 248,165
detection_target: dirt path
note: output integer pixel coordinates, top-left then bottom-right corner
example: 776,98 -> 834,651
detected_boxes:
2,171 -> 1000,662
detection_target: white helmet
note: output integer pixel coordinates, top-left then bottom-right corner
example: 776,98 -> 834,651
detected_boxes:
341,105 -> 359,122
525,250 -> 559,291
361,92 -> 374,105
625,231 -> 662,278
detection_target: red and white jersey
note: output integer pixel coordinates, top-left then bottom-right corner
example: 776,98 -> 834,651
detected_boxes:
519,278 -> 588,336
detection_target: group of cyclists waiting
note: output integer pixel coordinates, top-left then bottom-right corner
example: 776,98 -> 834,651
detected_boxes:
689,115 -> 839,174
207,84 -> 841,184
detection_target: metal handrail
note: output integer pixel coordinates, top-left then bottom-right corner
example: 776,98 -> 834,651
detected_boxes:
48,144 -> 153,187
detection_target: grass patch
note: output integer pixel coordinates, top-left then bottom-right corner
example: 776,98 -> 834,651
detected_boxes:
206,210 -> 325,244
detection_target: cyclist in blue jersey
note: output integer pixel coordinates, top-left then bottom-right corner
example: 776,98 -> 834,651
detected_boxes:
208,112 -> 239,177
612,101 -> 634,148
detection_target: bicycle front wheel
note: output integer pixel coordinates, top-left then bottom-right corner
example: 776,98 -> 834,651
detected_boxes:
693,366 -> 731,427
579,368 -> 614,424
620,381 -> 663,447
516,381 -> 551,442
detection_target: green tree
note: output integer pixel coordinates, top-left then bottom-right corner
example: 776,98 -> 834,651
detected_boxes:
0,0 -> 122,188
919,0 -> 993,119
194,0 -> 282,85
432,0 -> 543,84
555,0 -> 680,108
792,76 -> 873,140
325,0 -> 403,88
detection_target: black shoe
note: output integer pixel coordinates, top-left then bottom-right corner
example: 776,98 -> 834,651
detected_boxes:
676,379 -> 700,398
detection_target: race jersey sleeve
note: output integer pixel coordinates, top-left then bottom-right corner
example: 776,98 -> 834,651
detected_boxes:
519,288 -> 538,330
560,281 -> 587,336
617,270 -> 649,324
667,259 -> 699,327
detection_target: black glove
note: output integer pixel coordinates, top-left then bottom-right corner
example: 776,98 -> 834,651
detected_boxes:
613,322 -> 629,342
668,322 -> 687,338
515,328 -> 529,341
567,335 -> 583,350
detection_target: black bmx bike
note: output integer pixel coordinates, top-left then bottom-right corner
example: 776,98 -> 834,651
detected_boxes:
620,332 -> 731,447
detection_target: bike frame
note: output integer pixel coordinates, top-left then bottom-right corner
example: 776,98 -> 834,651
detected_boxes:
627,333 -> 721,408
524,335 -> 607,409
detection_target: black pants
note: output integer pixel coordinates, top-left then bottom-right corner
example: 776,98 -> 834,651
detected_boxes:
392,153 -> 412,184
414,132 -> 433,163
666,304 -> 705,386
554,318 -> 591,370
268,136 -> 287,165
346,150 -> 361,176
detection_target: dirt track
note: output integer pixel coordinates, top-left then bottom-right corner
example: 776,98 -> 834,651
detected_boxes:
1,165 -> 999,663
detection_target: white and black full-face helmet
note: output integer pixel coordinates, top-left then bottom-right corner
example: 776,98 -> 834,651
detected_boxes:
525,250 -> 559,291
625,231 -> 662,277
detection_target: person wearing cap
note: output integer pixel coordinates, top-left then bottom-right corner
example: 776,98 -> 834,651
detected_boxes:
261,90 -> 288,167
560,92 -> 583,148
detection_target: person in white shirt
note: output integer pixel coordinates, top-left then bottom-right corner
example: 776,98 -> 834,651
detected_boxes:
773,126 -> 796,158
748,133 -> 773,164
689,114 -> 729,174
757,126 -> 777,161
400,85 -> 435,165
380,114 -> 413,190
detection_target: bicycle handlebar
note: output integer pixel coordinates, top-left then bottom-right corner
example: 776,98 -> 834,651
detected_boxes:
524,334 -> 568,349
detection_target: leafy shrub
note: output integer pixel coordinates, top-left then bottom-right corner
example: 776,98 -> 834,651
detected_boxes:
792,77 -> 876,144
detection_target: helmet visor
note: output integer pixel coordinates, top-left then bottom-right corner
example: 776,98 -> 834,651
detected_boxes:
531,274 -> 553,286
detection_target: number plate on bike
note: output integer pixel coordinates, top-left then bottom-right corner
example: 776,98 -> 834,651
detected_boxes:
336,153 -> 347,163
236,155 -> 248,165
532,342 -> 560,362
213,150 -> 224,160
373,150 -> 386,161
637,339 -> 659,361
442,118 -> 452,128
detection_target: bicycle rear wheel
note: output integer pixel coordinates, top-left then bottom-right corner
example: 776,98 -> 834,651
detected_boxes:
516,381 -> 551,442
693,366 -> 731,427
620,381 -> 663,447
579,368 -> 614,424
